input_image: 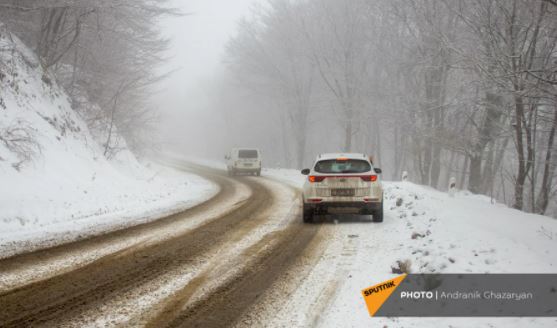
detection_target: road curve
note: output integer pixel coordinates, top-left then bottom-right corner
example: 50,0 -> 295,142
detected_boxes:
0,163 -> 322,328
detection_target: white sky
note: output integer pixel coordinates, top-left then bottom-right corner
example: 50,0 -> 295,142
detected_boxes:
155,0 -> 258,116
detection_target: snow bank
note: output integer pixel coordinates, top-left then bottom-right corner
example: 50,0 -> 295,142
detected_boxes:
265,167 -> 557,274
0,25 -> 217,257
264,167 -> 557,327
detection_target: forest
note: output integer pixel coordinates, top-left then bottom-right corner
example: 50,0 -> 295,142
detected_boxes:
221,0 -> 557,215
1,0 -> 556,215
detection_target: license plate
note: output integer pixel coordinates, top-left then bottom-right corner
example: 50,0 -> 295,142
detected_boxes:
244,163 -> 252,167
331,189 -> 355,197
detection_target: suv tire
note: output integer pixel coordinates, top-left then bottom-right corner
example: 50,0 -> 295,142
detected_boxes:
303,204 -> 314,223
373,201 -> 383,223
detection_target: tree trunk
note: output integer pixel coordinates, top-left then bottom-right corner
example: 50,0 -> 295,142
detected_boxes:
459,154 -> 469,189
374,118 -> 382,167
430,144 -> 442,188
344,116 -> 353,152
393,123 -> 402,180
38,7 -> 68,66
480,141 -> 496,194
512,93 -> 527,210
468,91 -> 503,193
468,154 -> 483,193
535,101 -> 557,214
443,151 -> 456,189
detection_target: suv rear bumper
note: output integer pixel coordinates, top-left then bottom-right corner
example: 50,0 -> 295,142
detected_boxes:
304,201 -> 381,213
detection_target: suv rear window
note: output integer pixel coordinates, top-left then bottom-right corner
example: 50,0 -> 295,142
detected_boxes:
238,149 -> 258,158
314,159 -> 371,174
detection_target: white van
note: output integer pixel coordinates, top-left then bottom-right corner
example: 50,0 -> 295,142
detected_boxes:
225,148 -> 262,176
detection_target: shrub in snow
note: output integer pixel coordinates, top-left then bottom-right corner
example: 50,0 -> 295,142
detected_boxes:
0,120 -> 40,170
411,232 -> 425,239
391,259 -> 412,274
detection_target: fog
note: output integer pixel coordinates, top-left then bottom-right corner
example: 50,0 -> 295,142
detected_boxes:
157,0 -> 258,160
158,0 -> 557,216
159,0 -> 369,167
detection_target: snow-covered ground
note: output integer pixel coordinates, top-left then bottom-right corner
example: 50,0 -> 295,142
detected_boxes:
262,168 -> 557,328
0,25 -> 217,257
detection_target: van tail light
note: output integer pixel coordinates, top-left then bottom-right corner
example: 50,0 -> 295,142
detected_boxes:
308,176 -> 326,183
360,175 -> 377,182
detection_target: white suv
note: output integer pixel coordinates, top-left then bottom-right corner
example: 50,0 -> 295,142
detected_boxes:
301,153 -> 383,223
225,148 -> 262,176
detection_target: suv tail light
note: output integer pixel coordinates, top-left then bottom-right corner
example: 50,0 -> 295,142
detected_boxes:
308,175 -> 326,183
309,175 -> 377,182
360,175 -> 378,182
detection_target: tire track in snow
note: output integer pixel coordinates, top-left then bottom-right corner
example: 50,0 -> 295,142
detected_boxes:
0,165 -> 264,327
0,164 -> 329,328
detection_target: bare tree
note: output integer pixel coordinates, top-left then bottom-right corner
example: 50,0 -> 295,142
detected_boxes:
299,0 -> 376,152
0,0 -> 180,156
227,0 -> 316,168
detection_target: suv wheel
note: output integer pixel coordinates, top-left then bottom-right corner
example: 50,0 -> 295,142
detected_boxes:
302,204 -> 314,223
373,201 -> 384,223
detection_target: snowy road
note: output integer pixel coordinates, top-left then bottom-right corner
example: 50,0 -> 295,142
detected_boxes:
1,162 -> 556,328
0,163 -> 324,327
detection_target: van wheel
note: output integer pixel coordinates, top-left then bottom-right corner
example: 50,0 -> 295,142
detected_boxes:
303,204 -> 314,223
373,202 -> 384,223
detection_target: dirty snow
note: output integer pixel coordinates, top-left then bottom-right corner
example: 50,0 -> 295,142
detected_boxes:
47,177 -> 298,327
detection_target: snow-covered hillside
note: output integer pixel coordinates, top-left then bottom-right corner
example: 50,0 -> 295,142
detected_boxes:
0,25 -> 217,257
